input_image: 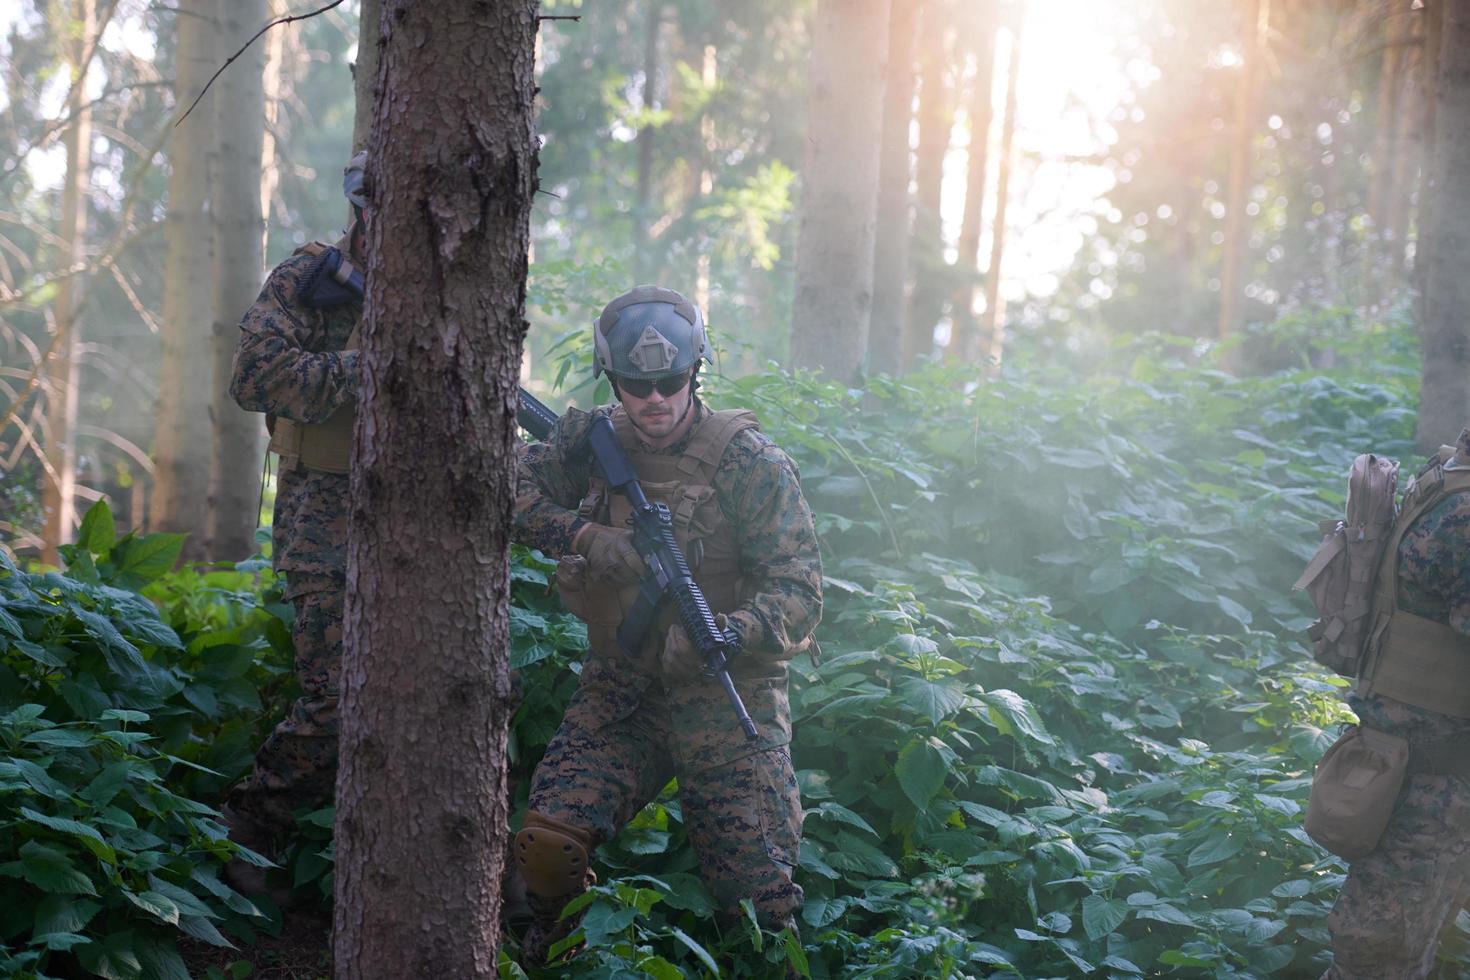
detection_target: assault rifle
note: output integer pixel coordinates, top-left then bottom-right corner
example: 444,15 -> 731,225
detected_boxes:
309,246 -> 758,741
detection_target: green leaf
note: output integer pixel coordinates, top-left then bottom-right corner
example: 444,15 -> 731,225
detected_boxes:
671,927 -> 720,975
114,533 -> 186,584
20,807 -> 115,863
123,890 -> 181,925
33,895 -> 102,936
1082,895 -> 1129,940
1187,830 -> 1245,868
30,931 -> 90,951
824,832 -> 898,878
18,841 -> 97,896
978,689 -> 1056,746
578,902 -> 636,948
0,603 -> 23,638
21,727 -> 96,749
895,676 -> 968,725
77,501 -> 117,556
177,915 -> 234,949
896,738 -> 947,809
781,927 -> 811,978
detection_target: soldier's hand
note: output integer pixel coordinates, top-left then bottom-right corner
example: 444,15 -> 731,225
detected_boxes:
574,524 -> 646,585
660,623 -> 705,678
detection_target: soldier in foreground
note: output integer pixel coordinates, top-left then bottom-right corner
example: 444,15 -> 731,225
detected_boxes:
513,285 -> 822,960
1320,431 -> 1470,978
220,153 -> 370,895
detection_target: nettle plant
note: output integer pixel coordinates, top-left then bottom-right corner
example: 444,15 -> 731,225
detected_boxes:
0,503 -> 289,979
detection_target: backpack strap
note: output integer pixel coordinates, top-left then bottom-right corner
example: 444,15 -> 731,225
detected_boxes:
1358,463 -> 1470,715
676,409 -> 760,482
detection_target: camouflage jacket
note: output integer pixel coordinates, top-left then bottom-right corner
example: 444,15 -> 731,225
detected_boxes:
515,398 -> 823,666
1353,431 -> 1470,745
229,247 -> 361,599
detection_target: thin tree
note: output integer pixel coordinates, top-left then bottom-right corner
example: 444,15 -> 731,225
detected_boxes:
152,0 -> 219,559
332,0 -> 537,974
951,2 -> 998,363
634,3 -> 665,282
902,1 -> 955,369
351,0 -> 381,153
978,15 -> 1021,371
791,0 -> 891,383
1216,0 -> 1267,344
40,0 -> 95,568
867,0 -> 920,376
1416,0 -> 1470,451
207,0 -> 268,561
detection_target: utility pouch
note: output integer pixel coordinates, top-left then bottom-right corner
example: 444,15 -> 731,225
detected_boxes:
1305,725 -> 1408,859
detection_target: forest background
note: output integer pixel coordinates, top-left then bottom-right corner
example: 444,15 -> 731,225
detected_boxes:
2,0 -> 1468,977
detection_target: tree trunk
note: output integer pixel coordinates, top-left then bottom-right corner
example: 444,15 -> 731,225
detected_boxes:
1416,0 -> 1470,451
332,0 -> 535,975
260,0 -> 286,246
902,2 -> 954,368
951,2 -> 998,363
978,17 -> 1020,371
1216,0 -> 1267,344
633,4 -> 664,281
866,0 -> 919,376
791,0 -> 890,383
151,0 -> 217,559
352,0 -> 382,154
207,0 -> 267,562
41,0 -> 95,568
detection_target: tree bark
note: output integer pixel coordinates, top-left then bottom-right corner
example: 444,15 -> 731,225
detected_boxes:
1416,0 -> 1470,451
902,2 -> 954,369
352,0 -> 382,154
951,2 -> 998,363
866,0 -> 919,377
332,0 -> 535,975
978,17 -> 1020,371
207,0 -> 267,562
41,0 -> 95,568
791,0 -> 890,383
151,0 -> 217,559
1216,0 -> 1267,344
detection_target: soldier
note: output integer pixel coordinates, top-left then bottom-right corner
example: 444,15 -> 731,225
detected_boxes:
512,285 -> 822,960
1323,429 -> 1470,978
219,152 -> 370,894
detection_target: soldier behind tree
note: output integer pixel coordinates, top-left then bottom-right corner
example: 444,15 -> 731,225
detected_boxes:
1322,428 -> 1470,978
218,152 -> 370,896
512,285 -> 822,961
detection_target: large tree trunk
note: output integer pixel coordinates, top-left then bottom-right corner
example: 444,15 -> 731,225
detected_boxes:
332,1 -> 535,975
40,0 -> 95,568
207,0 -> 268,562
902,3 -> 954,368
978,17 -> 1020,371
791,0 -> 890,383
1216,0 -> 1267,344
1416,0 -> 1470,451
866,0 -> 919,376
152,0 -> 218,559
951,2 -> 998,363
352,0 -> 382,153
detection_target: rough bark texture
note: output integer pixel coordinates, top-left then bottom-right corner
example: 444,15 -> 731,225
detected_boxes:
902,3 -> 953,368
152,0 -> 217,558
951,3 -> 998,363
1216,0 -> 1266,343
331,1 -> 536,975
791,0 -> 890,383
351,0 -> 381,153
1416,0 -> 1470,451
207,0 -> 267,562
41,0 -> 94,568
978,19 -> 1020,371
866,0 -> 919,377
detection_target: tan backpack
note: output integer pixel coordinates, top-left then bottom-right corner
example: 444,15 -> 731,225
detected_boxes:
1293,453 -> 1400,677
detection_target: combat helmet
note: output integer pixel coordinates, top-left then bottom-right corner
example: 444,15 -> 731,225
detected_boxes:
593,285 -> 710,380
343,150 -> 369,209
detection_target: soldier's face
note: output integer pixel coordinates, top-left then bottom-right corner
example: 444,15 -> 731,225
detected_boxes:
618,371 -> 693,442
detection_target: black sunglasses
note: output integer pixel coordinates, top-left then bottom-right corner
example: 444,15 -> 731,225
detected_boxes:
616,372 -> 691,399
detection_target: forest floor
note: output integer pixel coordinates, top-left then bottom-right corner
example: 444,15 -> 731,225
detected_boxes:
180,908 -> 331,980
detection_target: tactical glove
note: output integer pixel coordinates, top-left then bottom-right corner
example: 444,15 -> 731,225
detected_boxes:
574,523 -> 647,585
660,614 -> 740,680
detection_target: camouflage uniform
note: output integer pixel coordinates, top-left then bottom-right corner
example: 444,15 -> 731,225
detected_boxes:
226,243 -> 360,834
514,397 -> 821,932
1326,432 -> 1470,979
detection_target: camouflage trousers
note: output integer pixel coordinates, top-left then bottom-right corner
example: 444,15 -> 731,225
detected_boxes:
526,691 -> 803,928
1324,771 -> 1470,979
226,587 -> 343,836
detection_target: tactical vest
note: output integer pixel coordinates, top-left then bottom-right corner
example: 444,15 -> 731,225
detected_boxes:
1358,451 -> 1470,717
576,407 -> 760,661
265,240 -> 360,474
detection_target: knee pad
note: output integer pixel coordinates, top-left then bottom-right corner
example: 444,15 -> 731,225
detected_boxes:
514,811 -> 591,898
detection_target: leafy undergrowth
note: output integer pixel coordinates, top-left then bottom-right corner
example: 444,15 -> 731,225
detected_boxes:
7,323 -> 1468,978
